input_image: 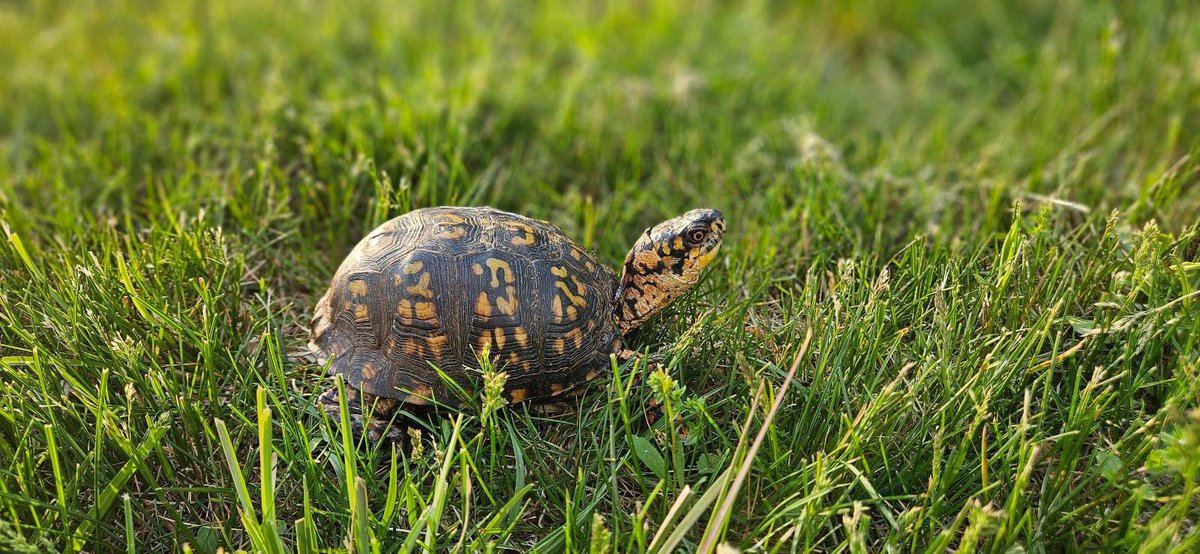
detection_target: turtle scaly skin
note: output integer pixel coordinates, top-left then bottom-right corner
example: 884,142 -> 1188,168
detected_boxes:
310,206 -> 725,442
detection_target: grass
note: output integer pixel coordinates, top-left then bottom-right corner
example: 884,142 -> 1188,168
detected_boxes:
1,0 -> 1198,551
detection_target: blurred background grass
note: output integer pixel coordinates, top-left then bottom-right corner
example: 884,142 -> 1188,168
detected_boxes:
0,0 -> 1198,551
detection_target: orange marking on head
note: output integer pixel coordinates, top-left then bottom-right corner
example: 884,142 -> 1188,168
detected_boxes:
635,250 -> 660,272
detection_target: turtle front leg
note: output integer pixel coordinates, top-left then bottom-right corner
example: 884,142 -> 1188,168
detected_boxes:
316,386 -> 406,445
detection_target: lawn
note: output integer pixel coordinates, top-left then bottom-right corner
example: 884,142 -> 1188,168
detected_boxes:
1,0 -> 1198,551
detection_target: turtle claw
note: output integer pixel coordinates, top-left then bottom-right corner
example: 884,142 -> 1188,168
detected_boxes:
362,413 -> 407,446
317,386 -> 404,447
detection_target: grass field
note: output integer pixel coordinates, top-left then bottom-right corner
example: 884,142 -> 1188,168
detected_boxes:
2,0 -> 1199,551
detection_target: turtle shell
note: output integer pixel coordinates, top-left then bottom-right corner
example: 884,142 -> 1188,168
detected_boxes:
309,206 -> 620,405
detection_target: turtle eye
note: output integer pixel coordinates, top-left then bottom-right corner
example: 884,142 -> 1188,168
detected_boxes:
686,228 -> 708,245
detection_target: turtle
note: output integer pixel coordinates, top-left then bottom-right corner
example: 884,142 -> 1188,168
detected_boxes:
310,205 -> 725,441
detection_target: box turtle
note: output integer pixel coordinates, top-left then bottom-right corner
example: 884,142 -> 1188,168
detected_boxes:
310,206 -> 725,441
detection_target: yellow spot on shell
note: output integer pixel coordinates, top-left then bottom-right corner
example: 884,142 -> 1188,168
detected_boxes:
406,272 -> 433,298
413,301 -> 436,320
348,279 -> 368,296
472,263 -> 483,275
427,334 -> 448,351
570,248 -> 583,260
313,317 -> 332,339
475,292 -> 492,317
552,296 -> 564,321
492,328 -> 507,349
508,223 -> 536,246
509,388 -> 528,403
563,327 -> 584,349
555,280 -> 588,308
585,368 -> 602,381
432,213 -> 468,239
550,265 -> 568,278
405,385 -> 434,405
485,258 -> 515,287
404,261 -> 424,274
511,327 -> 530,347
354,304 -> 369,319
495,286 -> 518,315
550,383 -> 567,395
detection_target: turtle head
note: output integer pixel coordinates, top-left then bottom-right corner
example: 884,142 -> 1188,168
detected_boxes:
615,208 -> 725,335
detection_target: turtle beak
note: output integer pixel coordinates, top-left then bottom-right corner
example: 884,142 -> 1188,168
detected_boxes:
697,208 -> 725,238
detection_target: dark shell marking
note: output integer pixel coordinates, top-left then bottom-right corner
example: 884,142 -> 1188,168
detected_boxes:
310,207 -> 620,405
